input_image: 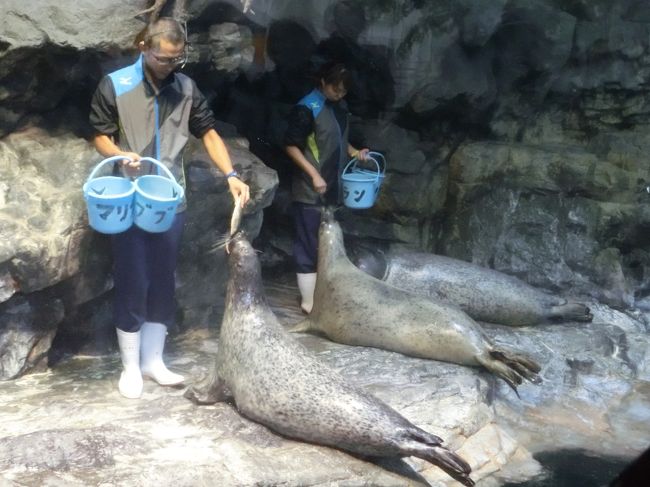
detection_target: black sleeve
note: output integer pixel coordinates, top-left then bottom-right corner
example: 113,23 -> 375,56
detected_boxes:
89,76 -> 119,136
284,105 -> 314,150
189,80 -> 218,138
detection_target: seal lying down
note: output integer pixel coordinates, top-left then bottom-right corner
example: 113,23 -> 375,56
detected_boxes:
293,208 -> 541,392
185,232 -> 475,487
349,246 -> 592,326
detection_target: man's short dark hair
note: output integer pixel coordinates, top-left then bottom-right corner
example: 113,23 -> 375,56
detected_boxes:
143,17 -> 186,48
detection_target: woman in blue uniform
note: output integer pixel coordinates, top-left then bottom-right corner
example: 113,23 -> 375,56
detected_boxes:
284,63 -> 369,313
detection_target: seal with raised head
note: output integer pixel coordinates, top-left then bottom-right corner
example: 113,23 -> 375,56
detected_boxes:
348,246 -> 593,327
293,208 -> 541,392
185,232 -> 475,487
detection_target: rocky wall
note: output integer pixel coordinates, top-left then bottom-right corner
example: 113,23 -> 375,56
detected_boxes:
1,1 -> 650,485
1,0 -> 649,376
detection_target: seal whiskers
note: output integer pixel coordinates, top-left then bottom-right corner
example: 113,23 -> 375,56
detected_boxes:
185,231 -> 475,487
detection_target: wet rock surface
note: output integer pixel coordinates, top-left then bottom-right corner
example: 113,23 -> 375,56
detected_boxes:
1,276 -> 648,486
490,302 -> 650,459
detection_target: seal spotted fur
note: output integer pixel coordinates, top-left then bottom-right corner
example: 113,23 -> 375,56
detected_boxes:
293,209 -> 541,392
185,232 -> 475,486
349,246 -> 592,326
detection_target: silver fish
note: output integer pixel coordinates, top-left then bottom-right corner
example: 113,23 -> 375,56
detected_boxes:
226,195 -> 242,254
230,195 -> 242,237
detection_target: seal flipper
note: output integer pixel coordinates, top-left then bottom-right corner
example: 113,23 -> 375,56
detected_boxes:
475,349 -> 541,395
410,444 -> 474,487
427,445 -> 475,487
476,353 -> 522,394
403,427 -> 474,486
550,301 -> 593,323
184,367 -> 229,405
491,350 -> 542,384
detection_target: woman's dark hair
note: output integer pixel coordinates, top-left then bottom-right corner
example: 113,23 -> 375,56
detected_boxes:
316,62 -> 351,90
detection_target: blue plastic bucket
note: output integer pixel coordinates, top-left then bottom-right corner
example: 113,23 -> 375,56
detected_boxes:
341,155 -> 381,209
352,152 -> 386,189
133,157 -> 184,233
82,156 -> 136,234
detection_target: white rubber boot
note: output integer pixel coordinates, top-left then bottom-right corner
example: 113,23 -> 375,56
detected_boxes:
140,322 -> 185,386
296,272 -> 317,314
116,328 -> 143,399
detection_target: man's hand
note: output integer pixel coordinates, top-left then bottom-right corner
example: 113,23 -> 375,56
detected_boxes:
119,152 -> 142,178
312,174 -> 327,194
227,177 -> 250,207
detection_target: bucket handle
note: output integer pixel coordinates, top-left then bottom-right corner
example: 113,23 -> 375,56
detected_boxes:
343,154 -> 381,179
85,155 -> 133,184
367,152 -> 386,174
139,157 -> 179,184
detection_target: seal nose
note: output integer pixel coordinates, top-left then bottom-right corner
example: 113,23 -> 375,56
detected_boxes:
229,233 -> 256,258
321,206 -> 337,224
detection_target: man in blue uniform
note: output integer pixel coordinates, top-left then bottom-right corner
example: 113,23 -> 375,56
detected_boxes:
90,17 -> 250,399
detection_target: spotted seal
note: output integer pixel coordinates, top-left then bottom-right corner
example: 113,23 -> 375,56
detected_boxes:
184,232 -> 475,487
292,209 -> 541,392
349,246 -> 592,326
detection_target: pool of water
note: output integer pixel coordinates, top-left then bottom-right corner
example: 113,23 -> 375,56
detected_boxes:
503,450 -> 629,487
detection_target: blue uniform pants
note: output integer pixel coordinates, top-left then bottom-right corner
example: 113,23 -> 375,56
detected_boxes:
111,212 -> 186,332
292,203 -> 321,273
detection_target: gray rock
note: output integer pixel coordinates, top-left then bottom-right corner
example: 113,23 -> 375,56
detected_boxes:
0,0 -> 141,51
440,140 -> 650,308
0,126 -> 278,378
0,294 -> 63,379
490,302 -> 650,458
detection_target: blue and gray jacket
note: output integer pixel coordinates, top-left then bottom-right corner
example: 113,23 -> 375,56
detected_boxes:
285,88 -> 350,205
89,54 -> 218,212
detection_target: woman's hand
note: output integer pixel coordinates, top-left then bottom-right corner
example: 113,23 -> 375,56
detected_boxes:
228,177 -> 251,207
312,174 -> 327,194
355,148 -> 370,161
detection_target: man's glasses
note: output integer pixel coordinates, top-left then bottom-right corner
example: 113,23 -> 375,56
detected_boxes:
150,51 -> 188,67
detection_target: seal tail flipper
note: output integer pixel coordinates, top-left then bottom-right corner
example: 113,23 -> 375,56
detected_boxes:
476,349 -> 542,394
491,350 -> 542,380
407,426 -> 443,446
405,427 -> 473,486
184,368 -> 229,405
412,444 -> 474,487
550,301 -> 593,322
475,353 -> 523,394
